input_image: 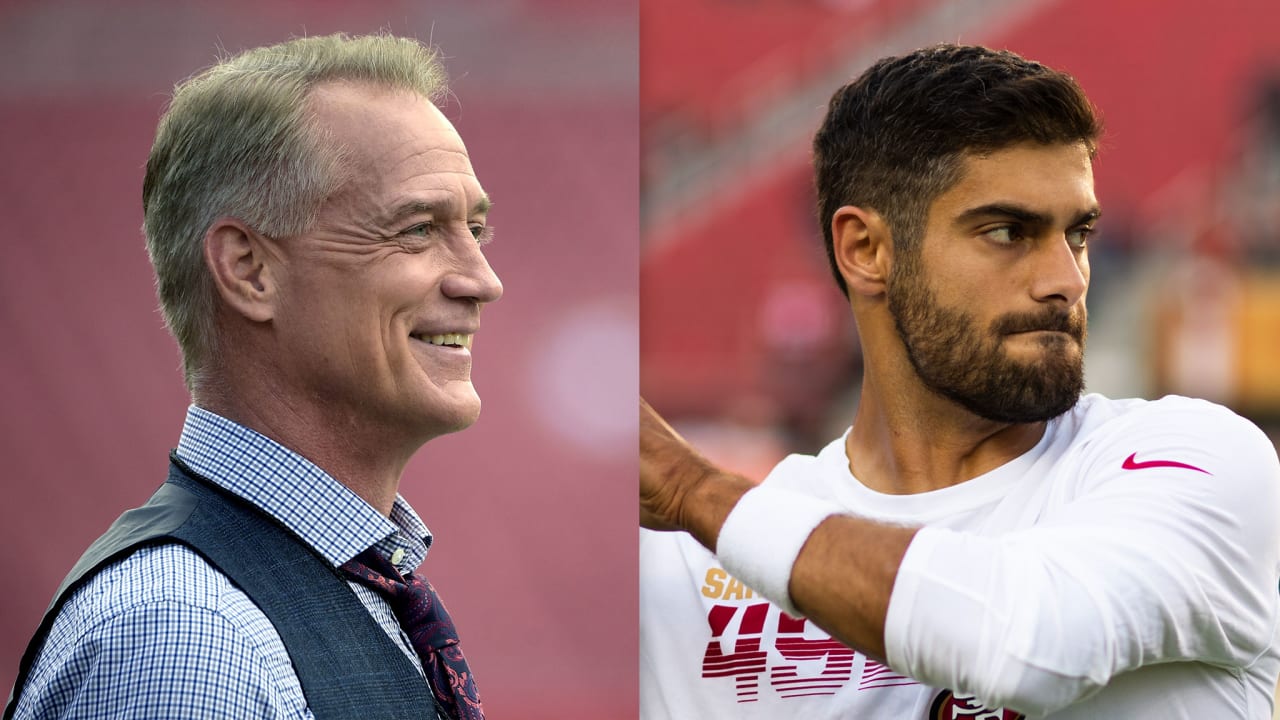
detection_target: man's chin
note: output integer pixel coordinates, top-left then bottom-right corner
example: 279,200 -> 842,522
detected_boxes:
966,380 -> 1082,424
942,355 -> 1084,424
957,396 -> 1077,425
412,387 -> 482,439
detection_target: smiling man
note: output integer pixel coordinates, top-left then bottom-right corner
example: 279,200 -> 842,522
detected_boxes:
7,35 -> 499,720
640,45 -> 1280,718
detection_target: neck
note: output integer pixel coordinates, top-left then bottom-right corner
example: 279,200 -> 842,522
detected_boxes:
847,351 -> 1047,495
195,367 -> 419,517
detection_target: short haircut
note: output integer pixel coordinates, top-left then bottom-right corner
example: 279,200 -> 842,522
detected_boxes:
142,33 -> 447,391
813,44 -> 1101,296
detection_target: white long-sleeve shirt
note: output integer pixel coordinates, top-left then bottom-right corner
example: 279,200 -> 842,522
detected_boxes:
640,394 -> 1280,719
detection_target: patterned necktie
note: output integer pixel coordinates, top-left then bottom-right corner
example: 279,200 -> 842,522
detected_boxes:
341,549 -> 484,720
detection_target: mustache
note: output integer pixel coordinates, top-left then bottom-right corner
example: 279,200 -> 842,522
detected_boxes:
992,308 -> 1086,339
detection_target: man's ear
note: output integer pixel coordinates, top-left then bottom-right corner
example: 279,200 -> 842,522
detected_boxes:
204,218 -> 279,323
831,205 -> 893,298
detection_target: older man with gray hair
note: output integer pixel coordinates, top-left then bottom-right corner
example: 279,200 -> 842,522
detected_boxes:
6,33 -> 501,720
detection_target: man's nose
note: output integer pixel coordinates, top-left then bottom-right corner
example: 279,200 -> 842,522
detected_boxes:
442,239 -> 503,304
1030,236 -> 1088,307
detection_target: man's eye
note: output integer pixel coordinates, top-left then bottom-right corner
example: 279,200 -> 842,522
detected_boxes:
985,226 -> 1019,244
1067,226 -> 1094,249
403,222 -> 435,238
471,224 -> 495,245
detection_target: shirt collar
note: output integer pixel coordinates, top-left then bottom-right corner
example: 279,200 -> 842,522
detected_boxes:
175,405 -> 431,572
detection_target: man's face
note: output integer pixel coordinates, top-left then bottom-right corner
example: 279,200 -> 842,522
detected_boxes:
266,82 -> 503,442
887,141 -> 1095,424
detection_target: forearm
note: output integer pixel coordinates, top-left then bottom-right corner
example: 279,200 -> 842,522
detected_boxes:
675,468 -> 755,551
691,478 -> 917,662
720,495 -> 1210,716
788,514 -> 916,662
707,482 -> 1216,716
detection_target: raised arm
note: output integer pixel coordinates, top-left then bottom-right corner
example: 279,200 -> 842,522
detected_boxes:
640,397 -> 915,660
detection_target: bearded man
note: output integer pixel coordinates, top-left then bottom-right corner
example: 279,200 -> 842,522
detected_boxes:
640,44 -> 1280,719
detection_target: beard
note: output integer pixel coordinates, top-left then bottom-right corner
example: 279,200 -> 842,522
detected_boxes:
886,254 -> 1087,424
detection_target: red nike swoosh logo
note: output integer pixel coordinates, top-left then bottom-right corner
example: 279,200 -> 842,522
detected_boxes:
1121,453 -> 1210,475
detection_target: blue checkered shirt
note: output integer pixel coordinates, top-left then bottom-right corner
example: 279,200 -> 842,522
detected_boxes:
13,406 -> 438,719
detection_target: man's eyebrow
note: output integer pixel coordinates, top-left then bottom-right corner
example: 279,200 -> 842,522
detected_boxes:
955,203 -> 1101,228
381,195 -> 493,226
1072,207 -> 1102,226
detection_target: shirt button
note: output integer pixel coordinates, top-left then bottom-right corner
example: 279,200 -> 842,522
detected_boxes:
390,548 -> 405,565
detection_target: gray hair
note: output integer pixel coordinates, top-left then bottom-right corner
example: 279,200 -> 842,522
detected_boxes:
142,33 -> 448,391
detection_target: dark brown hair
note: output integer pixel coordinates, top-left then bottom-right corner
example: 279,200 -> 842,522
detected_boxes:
813,44 -> 1101,296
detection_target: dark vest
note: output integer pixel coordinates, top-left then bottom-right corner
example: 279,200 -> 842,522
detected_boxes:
5,456 -> 441,719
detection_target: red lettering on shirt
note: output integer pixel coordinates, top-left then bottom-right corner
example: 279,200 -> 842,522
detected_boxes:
700,602 -> 917,703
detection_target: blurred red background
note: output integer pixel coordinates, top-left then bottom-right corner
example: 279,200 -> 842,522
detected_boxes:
0,2 -> 638,717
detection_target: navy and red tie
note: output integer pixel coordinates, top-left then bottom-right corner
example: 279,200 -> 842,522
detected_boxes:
341,549 -> 484,720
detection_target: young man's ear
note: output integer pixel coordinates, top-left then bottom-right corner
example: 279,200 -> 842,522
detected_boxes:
831,206 -> 893,298
204,218 -> 279,323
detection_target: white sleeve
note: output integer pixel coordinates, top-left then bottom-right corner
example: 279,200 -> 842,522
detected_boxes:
716,484 -> 845,617
884,403 -> 1280,716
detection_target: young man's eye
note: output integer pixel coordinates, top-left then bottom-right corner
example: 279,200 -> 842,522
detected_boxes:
985,226 -> 1019,244
1067,226 -> 1094,249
